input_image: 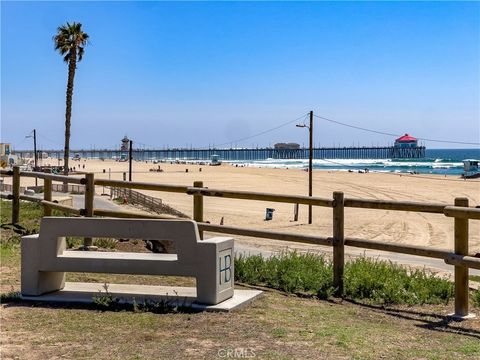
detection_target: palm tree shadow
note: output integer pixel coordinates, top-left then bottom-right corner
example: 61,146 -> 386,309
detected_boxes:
343,299 -> 480,340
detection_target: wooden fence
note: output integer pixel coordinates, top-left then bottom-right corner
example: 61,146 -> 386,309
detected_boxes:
110,186 -> 187,218
1,166 -> 480,318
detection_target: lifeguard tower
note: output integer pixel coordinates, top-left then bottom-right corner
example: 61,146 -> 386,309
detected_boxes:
210,154 -> 222,166
119,136 -> 130,162
463,160 -> 479,179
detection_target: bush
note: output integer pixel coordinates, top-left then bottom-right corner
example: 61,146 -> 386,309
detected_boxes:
344,257 -> 453,305
472,289 -> 480,308
236,252 -> 335,299
235,252 -> 454,305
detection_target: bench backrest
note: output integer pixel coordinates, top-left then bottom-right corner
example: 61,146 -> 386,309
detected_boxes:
38,217 -> 201,266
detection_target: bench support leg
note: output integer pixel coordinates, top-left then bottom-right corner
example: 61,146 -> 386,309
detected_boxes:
195,238 -> 234,305
21,235 -> 65,296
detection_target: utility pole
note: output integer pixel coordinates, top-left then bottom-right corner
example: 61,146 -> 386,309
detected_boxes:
308,111 -> 313,224
33,129 -> 37,171
296,111 -> 314,224
129,140 -> 133,181
26,129 -> 38,186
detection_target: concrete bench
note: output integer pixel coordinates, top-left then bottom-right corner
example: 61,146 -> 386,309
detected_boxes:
21,217 -> 234,305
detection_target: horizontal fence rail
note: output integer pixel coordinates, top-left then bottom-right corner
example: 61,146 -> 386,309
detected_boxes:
95,179 -> 189,194
344,198 -> 448,214
186,187 -> 334,207
2,166 -> 480,318
444,206 -> 480,220
199,223 -> 333,247
93,208 -> 177,220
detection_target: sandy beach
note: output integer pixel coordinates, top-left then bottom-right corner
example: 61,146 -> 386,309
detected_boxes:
7,158 -> 480,257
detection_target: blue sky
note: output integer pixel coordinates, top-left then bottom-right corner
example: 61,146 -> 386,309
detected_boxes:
2,1 -> 479,150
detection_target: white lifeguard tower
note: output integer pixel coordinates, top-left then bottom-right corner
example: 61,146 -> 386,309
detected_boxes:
463,159 -> 479,178
210,154 -> 222,166
119,136 -> 130,162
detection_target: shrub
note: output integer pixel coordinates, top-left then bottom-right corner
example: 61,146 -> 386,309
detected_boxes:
93,237 -> 118,249
236,251 -> 334,298
472,289 -> 480,308
344,256 -> 453,305
235,252 -> 454,305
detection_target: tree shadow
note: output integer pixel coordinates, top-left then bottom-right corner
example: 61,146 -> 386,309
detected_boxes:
343,299 -> 480,340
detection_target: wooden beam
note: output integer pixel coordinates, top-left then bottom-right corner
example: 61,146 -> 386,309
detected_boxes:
93,208 -> 177,219
198,223 -> 332,246
94,179 -> 189,193
12,166 -> 20,224
344,237 -> 451,259
444,206 -> 480,220
454,197 -> 469,317
333,191 -> 345,296
193,181 -> 204,239
344,198 -> 447,214
19,171 -> 84,184
186,187 -> 333,207
83,173 -> 95,248
44,179 -> 52,216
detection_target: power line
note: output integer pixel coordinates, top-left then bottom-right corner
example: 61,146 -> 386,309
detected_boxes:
37,133 -> 63,147
313,114 -> 480,146
207,113 -> 309,149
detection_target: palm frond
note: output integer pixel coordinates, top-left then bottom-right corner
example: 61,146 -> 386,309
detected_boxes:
53,21 -> 89,63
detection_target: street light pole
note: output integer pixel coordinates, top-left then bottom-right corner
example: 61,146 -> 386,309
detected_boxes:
33,129 -> 37,172
129,140 -> 133,181
296,111 -> 314,224
308,111 -> 313,224
26,129 -> 38,186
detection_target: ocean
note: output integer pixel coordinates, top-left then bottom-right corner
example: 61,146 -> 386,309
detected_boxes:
228,148 -> 480,176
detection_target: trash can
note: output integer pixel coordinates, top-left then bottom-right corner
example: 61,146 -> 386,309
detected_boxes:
265,208 -> 275,221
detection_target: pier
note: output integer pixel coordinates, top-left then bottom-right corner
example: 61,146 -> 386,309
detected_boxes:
15,146 -> 425,161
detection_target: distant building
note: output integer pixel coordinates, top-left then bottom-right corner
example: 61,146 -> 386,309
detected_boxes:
274,142 -> 300,150
394,134 -> 418,148
0,143 -> 11,156
121,136 -> 130,151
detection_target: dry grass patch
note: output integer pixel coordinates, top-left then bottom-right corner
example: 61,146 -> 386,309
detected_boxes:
1,294 -> 480,359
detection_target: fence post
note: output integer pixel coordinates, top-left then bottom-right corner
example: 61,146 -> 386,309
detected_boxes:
12,166 -> 20,224
83,173 -> 95,249
453,197 -> 473,318
333,191 -> 345,296
193,181 -> 204,239
44,179 -> 52,216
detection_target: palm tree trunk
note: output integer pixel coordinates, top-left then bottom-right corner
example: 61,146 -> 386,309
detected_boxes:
63,48 -> 77,192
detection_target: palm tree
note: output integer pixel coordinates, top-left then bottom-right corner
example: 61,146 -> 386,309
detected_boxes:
53,22 -> 89,180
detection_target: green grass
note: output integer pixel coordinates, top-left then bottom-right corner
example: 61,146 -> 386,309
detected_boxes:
236,251 -> 454,305
472,288 -> 480,307
470,275 -> 480,282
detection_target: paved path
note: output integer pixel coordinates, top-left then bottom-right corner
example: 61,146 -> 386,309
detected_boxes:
69,194 -> 120,211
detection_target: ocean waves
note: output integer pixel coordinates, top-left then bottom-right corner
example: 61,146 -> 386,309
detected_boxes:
227,158 -> 466,175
